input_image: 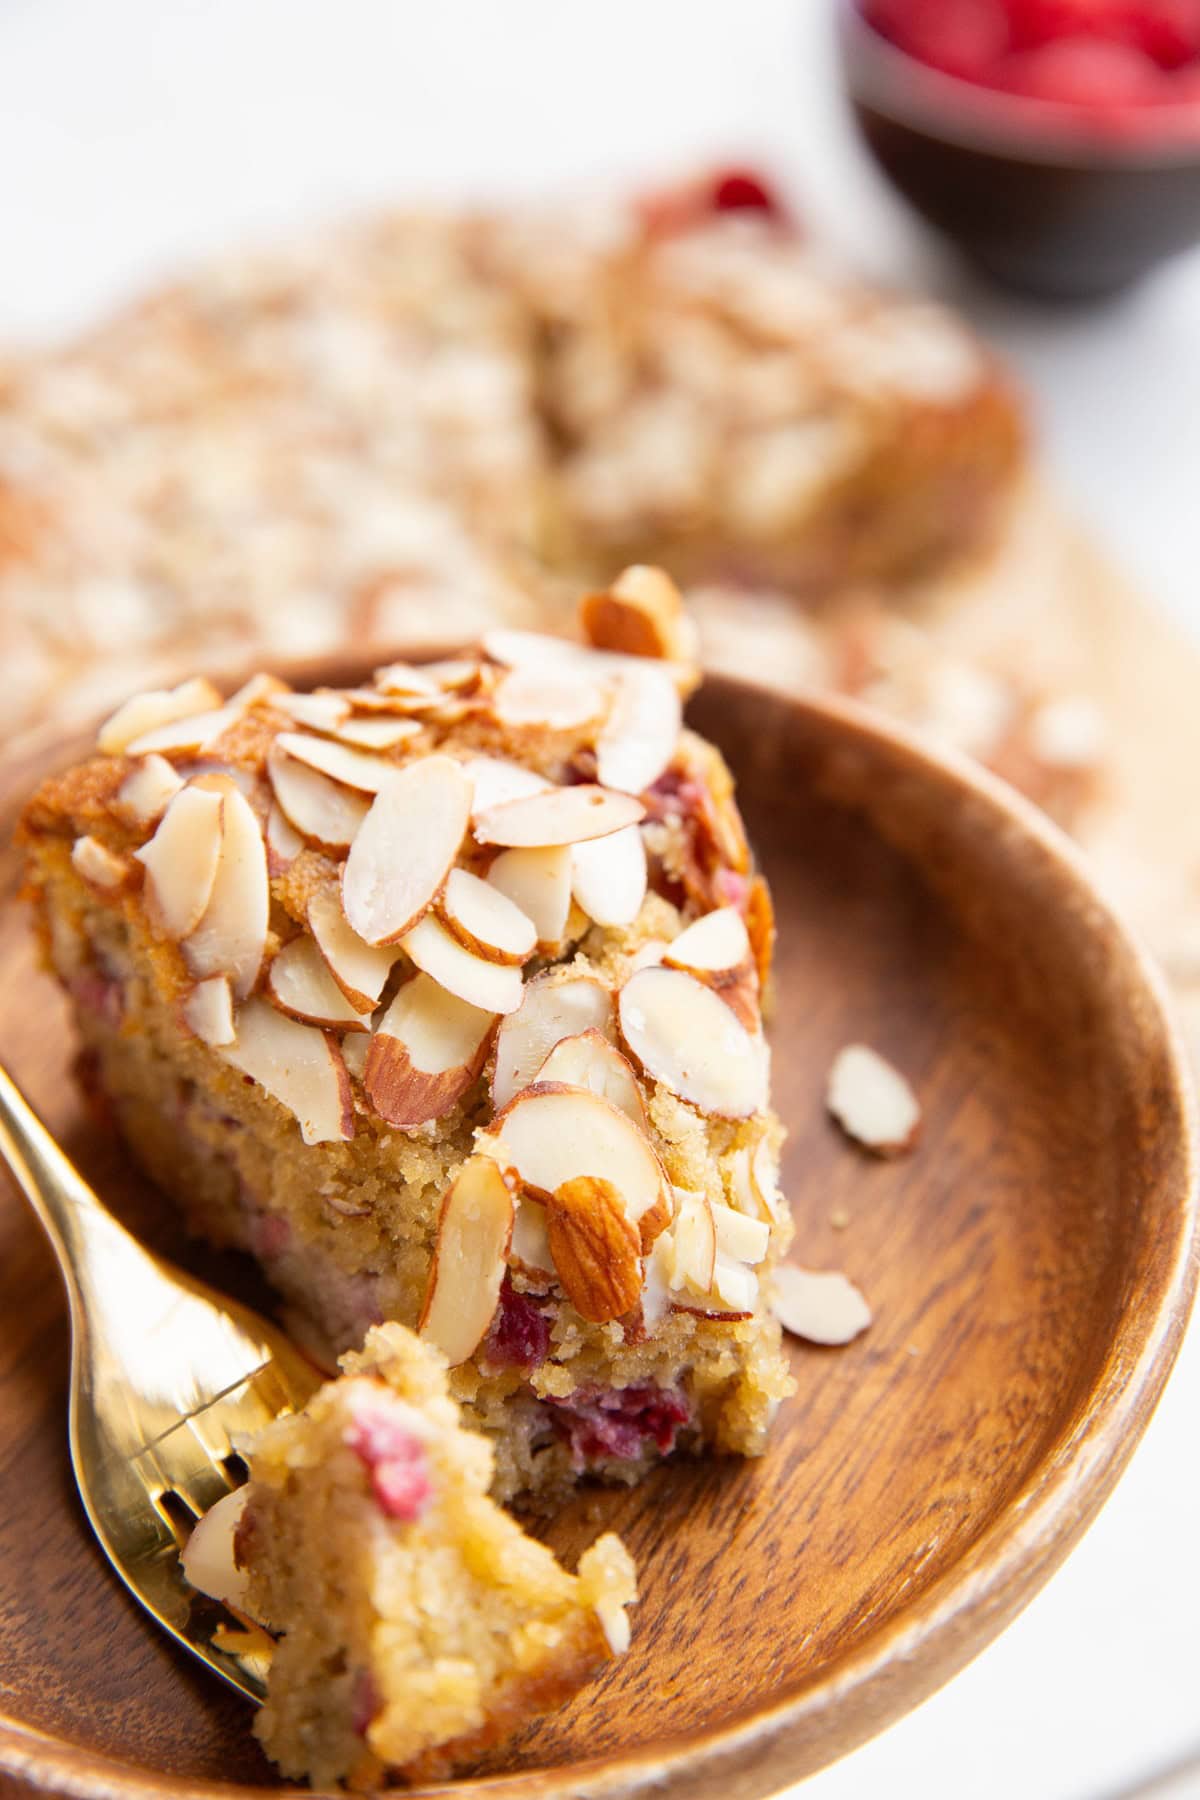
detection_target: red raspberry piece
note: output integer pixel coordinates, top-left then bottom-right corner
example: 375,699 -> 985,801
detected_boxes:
991,36 -> 1166,103
1130,0 -> 1200,69
708,168 -> 782,217
864,0 -> 1012,76
346,1405 -> 433,1522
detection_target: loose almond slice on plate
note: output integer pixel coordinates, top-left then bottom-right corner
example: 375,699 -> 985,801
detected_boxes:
402,915 -> 524,1015
307,885 -> 398,1012
114,754 -> 184,828
268,746 -> 371,852
826,1044 -> 920,1155
618,965 -> 768,1118
546,1175 -> 642,1323
273,730 -> 400,794
181,785 -> 269,999
134,784 -> 225,941
71,836 -> 130,893
571,824 -> 647,927
534,1030 -> 646,1128
220,998 -> 354,1145
474,784 -> 644,850
181,975 -> 236,1047
365,973 -> 496,1128
418,1157 -> 514,1365
486,845 -> 572,948
438,868 -> 536,966
98,677 -> 223,756
771,1264 -> 872,1345
267,936 -> 372,1030
489,1084 -> 671,1249
491,973 -> 614,1110
342,755 -> 472,946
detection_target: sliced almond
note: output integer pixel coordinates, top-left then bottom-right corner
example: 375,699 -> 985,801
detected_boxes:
418,658 -> 480,693
220,998 -> 354,1145
268,746 -> 371,852
771,1264 -> 872,1346
491,973 -> 614,1110
332,714 -> 422,751
267,936 -> 372,1030
481,628 -> 589,677
546,1175 -> 642,1323
826,1044 -> 920,1155
486,845 -> 572,948
463,756 -> 553,822
534,1031 -> 646,1129
114,754 -> 185,828
341,1033 -> 369,1082
491,668 -> 607,732
510,1196 -> 553,1277
667,1191 -> 717,1294
274,730 -> 400,794
307,885 -> 398,1012
571,825 -> 647,928
595,665 -> 682,796
125,699 -> 244,759
402,915 -> 524,1015
475,784 -> 644,850
489,1084 -> 671,1249
618,965 -> 768,1119
181,975 -> 236,1047
71,835 -> 130,893
181,785 -> 269,999
374,660 -> 441,698
265,801 -> 304,876
580,564 -> 697,665
365,973 -> 495,1128
341,756 -> 471,946
273,691 -> 350,733
134,785 -> 224,941
711,1199 -> 770,1266
664,907 -> 751,976
98,677 -> 222,756
706,1252 -> 760,1315
180,1486 -> 251,1608
438,868 -> 536,966
418,1157 -> 514,1365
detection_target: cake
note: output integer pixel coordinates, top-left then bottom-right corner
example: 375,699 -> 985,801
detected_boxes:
183,1323 -> 636,1788
20,568 -> 795,1506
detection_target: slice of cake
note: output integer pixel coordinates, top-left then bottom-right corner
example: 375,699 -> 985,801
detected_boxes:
184,1323 -> 636,1788
20,568 -> 795,1506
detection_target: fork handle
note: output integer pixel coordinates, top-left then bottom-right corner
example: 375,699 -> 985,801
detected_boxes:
0,1062 -> 120,1302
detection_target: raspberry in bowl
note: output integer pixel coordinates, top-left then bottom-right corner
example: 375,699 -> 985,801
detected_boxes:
838,0 -> 1200,297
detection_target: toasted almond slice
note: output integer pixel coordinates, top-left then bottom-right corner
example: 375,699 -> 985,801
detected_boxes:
826,1044 -> 920,1155
571,825 -> 647,927
134,785 -> 224,941
580,564 -> 697,665
374,660 -> 442,698
332,715 -> 422,751
402,915 -> 524,1015
438,868 -> 536,966
491,668 -> 607,732
596,665 -> 681,796
481,628 -> 588,676
534,1030 -> 646,1129
267,936 -> 372,1030
365,973 -> 496,1128
629,938 -> 669,972
266,801 -> 304,876
491,973 -> 614,1110
419,658 -> 480,693
664,907 -> 751,976
342,756 -> 471,946
711,1199 -> 770,1266
486,846 -> 572,948
114,754 -> 184,827
307,886 -> 398,1012
180,1486 -> 250,1608
668,1191 -> 717,1294
771,1264 -> 872,1346
418,1157 -> 514,1365
125,699 -> 244,759
618,965 -> 768,1118
181,975 -> 236,1047
547,1175 -> 642,1324
181,786 -> 269,999
463,756 -> 552,821
708,1252 -> 760,1314
489,1084 -> 671,1249
342,685 -> 437,716
510,1196 -> 553,1277
475,785 -> 644,850
220,998 -> 354,1144
273,691 -> 350,732
267,747 -> 371,852
340,1033 -> 369,1082
71,835 -> 130,892
98,677 -> 222,756
274,730 -> 399,794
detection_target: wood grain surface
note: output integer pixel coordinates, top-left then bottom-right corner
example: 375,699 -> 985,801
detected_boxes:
0,665 -> 1194,1800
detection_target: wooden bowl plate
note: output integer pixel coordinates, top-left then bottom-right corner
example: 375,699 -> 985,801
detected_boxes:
0,672 -> 1194,1800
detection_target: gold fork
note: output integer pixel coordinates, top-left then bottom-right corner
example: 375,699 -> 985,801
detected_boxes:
0,1061 -> 320,1700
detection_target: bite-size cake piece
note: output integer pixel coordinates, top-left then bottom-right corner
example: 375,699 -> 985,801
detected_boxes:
184,1323 -> 636,1788
20,567 -> 794,1507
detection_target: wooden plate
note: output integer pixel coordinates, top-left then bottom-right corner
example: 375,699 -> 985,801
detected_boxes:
0,673 -> 1195,1800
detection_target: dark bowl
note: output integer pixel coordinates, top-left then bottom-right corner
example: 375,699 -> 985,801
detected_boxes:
837,2 -> 1200,300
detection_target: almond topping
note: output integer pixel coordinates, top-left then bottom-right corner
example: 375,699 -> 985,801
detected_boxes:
71,835 -> 130,892
510,1196 -> 553,1277
114,754 -> 184,828
181,784 -> 269,999
220,999 -> 354,1145
546,1176 -> 642,1324
570,825 -> 647,929
402,915 -> 524,1015
474,784 -> 644,849
463,756 -> 552,821
534,1030 -> 646,1128
418,1157 -> 514,1365
98,677 -> 222,756
580,564 -> 697,666
595,665 -> 682,796
771,1264 -> 873,1346
268,746 -> 371,852
180,1487 -> 251,1609
274,730 -> 400,794
267,936 -> 372,1030
711,1200 -> 770,1266
181,975 -> 236,1047
491,973 -> 614,1110
618,966 -> 768,1119
491,667 -> 607,732
486,845 -> 572,948
125,698 -> 244,758
341,1034 -> 369,1083
667,1191 -> 717,1295
307,886 -> 398,1012
365,974 -> 495,1128
332,714 -> 422,751
374,661 -> 441,698
826,1044 -> 920,1155
664,906 -> 751,975
341,756 -> 471,946
265,801 -> 304,876
134,785 -> 224,941
438,868 -> 536,966
273,691 -> 350,733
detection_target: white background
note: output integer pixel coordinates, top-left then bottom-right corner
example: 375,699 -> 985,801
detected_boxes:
2,3 -> 1199,1795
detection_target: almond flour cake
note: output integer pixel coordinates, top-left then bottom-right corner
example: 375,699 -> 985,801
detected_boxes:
21,569 -> 794,1506
184,1323 -> 636,1788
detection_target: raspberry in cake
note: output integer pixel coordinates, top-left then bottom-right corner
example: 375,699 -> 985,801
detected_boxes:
20,570 -> 795,1507
184,1323 -> 636,1788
